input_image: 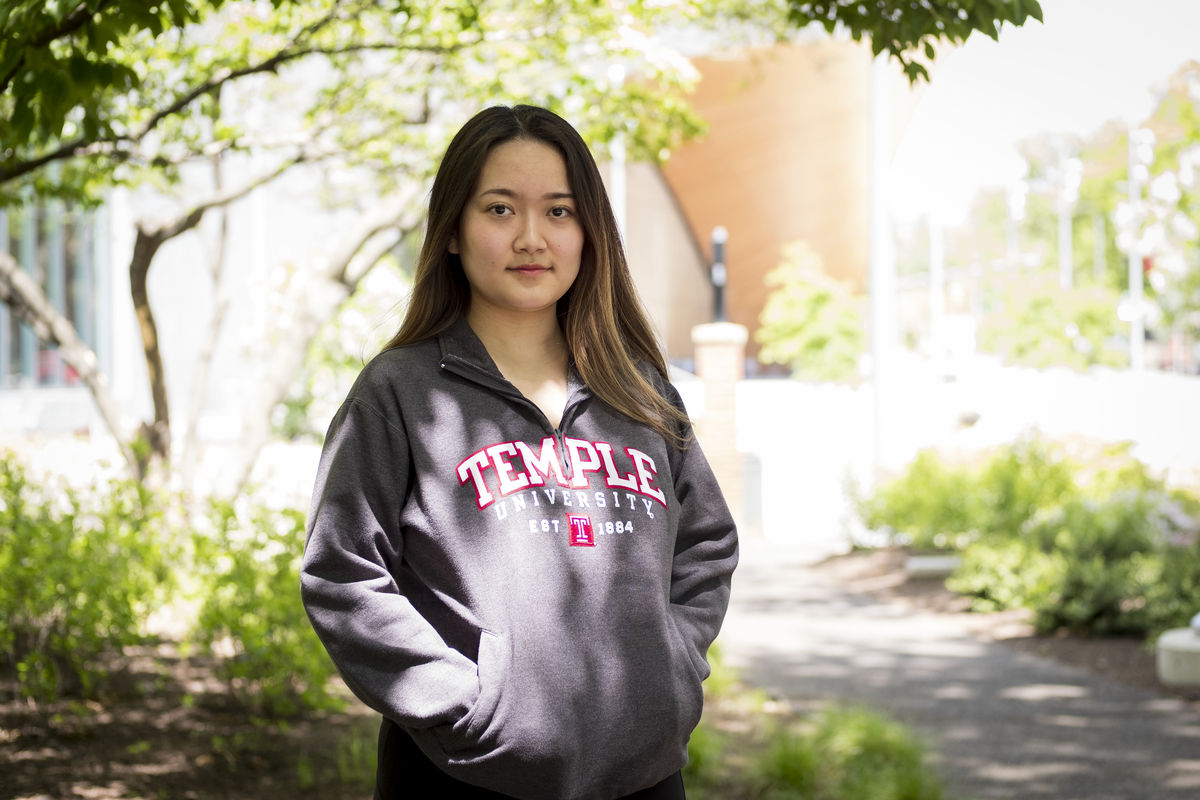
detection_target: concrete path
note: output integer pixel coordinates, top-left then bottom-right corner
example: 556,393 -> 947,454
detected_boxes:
718,539 -> 1200,800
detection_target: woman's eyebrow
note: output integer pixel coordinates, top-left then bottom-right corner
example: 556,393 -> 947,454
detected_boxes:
478,187 -> 575,201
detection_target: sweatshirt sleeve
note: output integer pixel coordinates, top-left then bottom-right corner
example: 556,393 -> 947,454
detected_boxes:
665,387 -> 739,682
300,394 -> 479,729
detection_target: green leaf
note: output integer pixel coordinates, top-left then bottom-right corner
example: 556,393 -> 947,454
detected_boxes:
66,54 -> 92,88
9,96 -> 33,141
904,61 -> 929,83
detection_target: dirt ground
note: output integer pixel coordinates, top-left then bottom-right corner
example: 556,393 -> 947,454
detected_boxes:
4,549 -> 1197,799
0,645 -> 379,800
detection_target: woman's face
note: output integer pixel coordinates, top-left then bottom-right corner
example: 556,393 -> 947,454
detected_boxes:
451,138 -> 584,323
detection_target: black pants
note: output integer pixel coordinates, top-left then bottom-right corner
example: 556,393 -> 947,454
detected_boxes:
375,720 -> 686,800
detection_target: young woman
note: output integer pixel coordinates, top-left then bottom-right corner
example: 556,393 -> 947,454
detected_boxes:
301,105 -> 738,800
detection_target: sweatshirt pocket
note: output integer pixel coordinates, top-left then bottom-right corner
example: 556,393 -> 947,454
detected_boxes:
437,629 -> 509,752
665,614 -> 705,734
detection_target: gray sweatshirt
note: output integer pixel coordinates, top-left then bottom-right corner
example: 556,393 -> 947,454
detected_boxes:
300,317 -> 738,800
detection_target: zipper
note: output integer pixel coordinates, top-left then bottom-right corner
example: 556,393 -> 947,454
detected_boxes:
440,352 -> 587,438
440,353 -> 588,483
436,319 -> 593,482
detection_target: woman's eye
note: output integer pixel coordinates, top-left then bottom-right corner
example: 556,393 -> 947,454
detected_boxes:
487,204 -> 513,216
549,206 -> 573,219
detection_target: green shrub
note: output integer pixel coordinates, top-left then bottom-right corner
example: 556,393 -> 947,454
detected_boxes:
975,436 -> 1078,539
754,725 -> 819,799
688,647 -> 945,800
947,537 -> 1063,615
0,452 -> 175,701
861,435 -> 1200,639
753,706 -> 942,800
855,436 -> 1081,550
189,496 -> 342,716
948,490 -> 1200,636
855,450 -> 984,550
683,721 -> 728,789
1144,533 -> 1200,636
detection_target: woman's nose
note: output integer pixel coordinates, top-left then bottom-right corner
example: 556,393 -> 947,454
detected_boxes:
514,214 -> 546,253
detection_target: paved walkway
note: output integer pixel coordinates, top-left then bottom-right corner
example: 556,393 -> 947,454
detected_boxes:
718,539 -> 1200,800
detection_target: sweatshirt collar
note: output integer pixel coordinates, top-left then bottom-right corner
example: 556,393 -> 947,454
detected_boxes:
437,315 -> 589,403
438,316 -> 506,381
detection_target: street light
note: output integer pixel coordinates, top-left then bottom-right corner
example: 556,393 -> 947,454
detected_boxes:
1127,126 -> 1155,371
1058,153 -> 1083,289
710,226 -> 727,323
1006,177 -> 1028,270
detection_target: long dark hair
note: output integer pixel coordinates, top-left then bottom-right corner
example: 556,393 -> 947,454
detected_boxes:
385,105 -> 687,444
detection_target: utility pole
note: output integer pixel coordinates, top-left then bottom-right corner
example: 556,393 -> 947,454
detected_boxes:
710,226 -> 728,322
1127,126 -> 1153,371
869,52 -> 897,473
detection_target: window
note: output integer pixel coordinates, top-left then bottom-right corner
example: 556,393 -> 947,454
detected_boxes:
1,200 -> 104,389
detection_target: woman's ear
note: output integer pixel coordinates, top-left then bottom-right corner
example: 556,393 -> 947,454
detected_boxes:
448,234 -> 459,255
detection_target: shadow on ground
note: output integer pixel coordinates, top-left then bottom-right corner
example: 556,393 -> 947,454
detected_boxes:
721,543 -> 1200,800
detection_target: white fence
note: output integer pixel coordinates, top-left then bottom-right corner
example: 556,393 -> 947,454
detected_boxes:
728,355 -> 1200,559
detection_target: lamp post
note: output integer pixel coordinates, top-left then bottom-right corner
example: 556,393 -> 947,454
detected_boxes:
1058,153 -> 1083,289
1126,126 -> 1155,371
929,202 -> 946,371
608,64 -> 627,241
1006,178 -> 1027,270
869,52 -> 897,474
710,226 -> 728,322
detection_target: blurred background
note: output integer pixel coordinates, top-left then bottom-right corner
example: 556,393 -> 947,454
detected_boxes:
3,1 -> 1200,798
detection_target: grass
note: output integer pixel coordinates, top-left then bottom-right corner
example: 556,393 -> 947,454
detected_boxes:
687,649 -> 946,800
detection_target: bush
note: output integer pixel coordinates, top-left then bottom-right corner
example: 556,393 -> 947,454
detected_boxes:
975,436 -> 1079,539
855,450 -> 985,550
189,496 -> 342,716
861,435 -> 1200,638
0,452 -> 175,701
687,649 -> 944,800
954,489 -> 1200,637
856,436 -> 1171,551
1145,531 -> 1200,635
801,705 -> 943,800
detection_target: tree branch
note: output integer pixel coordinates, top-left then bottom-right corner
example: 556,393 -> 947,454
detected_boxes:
125,148 -> 313,467
225,194 -> 424,494
0,35 -> 464,185
326,196 -> 417,286
0,0 -> 118,95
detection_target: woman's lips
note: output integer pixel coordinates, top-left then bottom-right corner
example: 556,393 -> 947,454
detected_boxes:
510,265 -> 549,275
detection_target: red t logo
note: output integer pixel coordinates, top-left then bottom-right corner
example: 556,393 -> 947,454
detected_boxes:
568,514 -> 595,547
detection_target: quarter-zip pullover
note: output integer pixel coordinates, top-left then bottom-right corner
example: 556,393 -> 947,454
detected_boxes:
301,317 -> 738,800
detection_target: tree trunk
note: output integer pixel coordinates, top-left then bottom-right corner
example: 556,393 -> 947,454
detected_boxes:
124,152 -> 307,477
129,223 -> 179,469
0,252 -> 138,473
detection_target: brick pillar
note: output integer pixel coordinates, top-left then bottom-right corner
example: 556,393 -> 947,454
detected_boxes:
691,322 -> 747,527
